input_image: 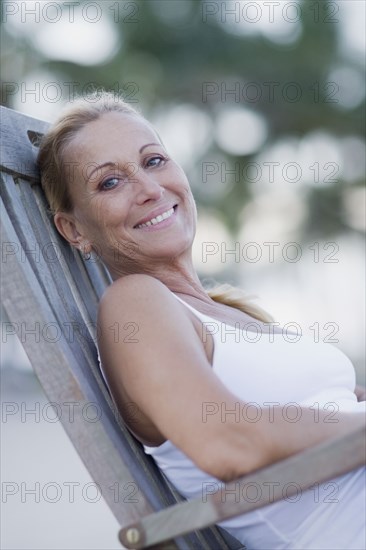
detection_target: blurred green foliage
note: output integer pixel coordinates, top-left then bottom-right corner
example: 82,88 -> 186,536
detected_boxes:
1,0 -> 365,238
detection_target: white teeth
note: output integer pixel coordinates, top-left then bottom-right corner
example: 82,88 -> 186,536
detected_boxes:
136,207 -> 174,228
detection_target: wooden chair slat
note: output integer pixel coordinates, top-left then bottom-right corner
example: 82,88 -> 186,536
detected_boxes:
1,199 -> 151,521
1,172 -> 95,360
0,106 -> 48,180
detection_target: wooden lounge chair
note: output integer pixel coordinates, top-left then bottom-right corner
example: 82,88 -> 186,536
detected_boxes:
1,105 -> 364,549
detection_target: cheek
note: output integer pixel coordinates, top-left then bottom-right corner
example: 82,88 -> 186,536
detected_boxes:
184,186 -> 197,216
91,199 -> 136,249
90,196 -> 126,228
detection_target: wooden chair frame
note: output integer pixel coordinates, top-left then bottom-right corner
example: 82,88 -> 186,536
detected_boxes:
1,105 -> 364,549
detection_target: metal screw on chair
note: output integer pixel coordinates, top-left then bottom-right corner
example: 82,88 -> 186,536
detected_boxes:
125,527 -> 141,545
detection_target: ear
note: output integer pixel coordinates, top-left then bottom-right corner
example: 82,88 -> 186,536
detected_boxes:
54,211 -> 91,254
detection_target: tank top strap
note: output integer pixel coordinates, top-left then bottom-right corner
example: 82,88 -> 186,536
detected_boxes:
171,293 -> 219,325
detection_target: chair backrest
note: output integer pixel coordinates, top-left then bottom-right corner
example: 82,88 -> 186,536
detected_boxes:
0,106 -> 245,549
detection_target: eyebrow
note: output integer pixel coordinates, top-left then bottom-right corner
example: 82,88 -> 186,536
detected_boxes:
139,142 -> 161,153
86,143 -> 163,184
86,162 -> 117,185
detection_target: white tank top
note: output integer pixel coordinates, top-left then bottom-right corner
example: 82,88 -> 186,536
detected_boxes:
143,294 -> 366,549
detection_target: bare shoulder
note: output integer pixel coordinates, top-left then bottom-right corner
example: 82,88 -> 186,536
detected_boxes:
100,273 -> 168,301
98,274 -> 175,318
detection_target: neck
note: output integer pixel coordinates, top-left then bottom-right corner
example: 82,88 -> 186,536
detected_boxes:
107,251 -> 212,304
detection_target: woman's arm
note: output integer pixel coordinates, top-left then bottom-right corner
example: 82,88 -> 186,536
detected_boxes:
98,274 -> 365,483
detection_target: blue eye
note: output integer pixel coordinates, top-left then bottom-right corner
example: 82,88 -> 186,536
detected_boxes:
101,177 -> 119,191
146,156 -> 164,167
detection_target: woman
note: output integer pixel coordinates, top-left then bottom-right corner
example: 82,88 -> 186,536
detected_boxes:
38,92 -> 365,549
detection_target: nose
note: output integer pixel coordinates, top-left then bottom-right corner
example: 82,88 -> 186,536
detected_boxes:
133,169 -> 164,204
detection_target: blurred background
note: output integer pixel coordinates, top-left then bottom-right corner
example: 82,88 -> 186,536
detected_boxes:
1,0 -> 365,548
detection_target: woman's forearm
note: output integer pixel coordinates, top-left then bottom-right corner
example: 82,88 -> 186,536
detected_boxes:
209,403 -> 365,482
258,405 -> 365,466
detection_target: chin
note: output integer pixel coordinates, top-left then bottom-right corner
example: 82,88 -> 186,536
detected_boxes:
146,239 -> 193,260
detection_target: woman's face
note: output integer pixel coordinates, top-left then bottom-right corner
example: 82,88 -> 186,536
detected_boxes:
59,111 -> 197,275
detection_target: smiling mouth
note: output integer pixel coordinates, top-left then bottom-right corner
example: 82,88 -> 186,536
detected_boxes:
135,205 -> 177,229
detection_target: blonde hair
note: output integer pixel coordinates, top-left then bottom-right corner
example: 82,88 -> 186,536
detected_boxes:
207,283 -> 274,323
37,91 -> 273,323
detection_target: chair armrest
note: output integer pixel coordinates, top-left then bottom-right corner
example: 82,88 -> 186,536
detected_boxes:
119,425 -> 365,548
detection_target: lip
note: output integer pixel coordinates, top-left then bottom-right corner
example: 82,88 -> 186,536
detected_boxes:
133,204 -> 178,228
